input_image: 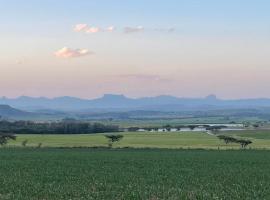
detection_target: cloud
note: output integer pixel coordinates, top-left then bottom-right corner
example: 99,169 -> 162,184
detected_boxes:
106,26 -> 115,32
116,74 -> 171,82
154,27 -> 175,32
74,24 -> 115,34
74,24 -> 174,34
15,60 -> 25,65
123,26 -> 174,34
74,24 -> 88,32
85,27 -> 100,33
124,26 -> 144,33
54,47 -> 93,58
168,28 -> 175,32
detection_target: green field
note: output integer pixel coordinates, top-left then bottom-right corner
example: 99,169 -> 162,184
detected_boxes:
225,130 -> 270,140
9,131 -> 270,149
0,148 -> 270,200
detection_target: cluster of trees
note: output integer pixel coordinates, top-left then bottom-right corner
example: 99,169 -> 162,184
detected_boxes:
0,120 -> 119,134
127,124 -> 227,132
243,121 -> 266,128
217,135 -> 252,148
0,133 -> 16,146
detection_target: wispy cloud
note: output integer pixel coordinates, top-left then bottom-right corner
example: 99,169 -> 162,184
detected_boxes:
74,24 -> 88,32
124,26 -> 144,34
116,74 -> 171,82
74,24 -> 115,34
154,27 -> 176,33
74,24 -> 175,34
15,59 -> 26,65
54,47 -> 93,58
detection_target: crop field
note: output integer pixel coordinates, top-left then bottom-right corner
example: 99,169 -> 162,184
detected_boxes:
0,148 -> 270,200
9,131 -> 270,149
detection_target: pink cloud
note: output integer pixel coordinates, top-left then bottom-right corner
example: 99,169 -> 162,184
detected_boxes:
74,24 -> 116,34
74,24 -> 88,32
86,27 -> 100,33
54,47 -> 93,58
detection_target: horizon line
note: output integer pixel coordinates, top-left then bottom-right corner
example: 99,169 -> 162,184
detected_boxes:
1,94 -> 270,101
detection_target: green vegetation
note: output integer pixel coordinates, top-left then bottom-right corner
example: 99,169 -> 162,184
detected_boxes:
0,133 -> 16,146
7,131 -> 270,149
0,120 -> 119,134
105,134 -> 124,148
217,135 -> 253,148
225,130 -> 270,140
0,148 -> 270,200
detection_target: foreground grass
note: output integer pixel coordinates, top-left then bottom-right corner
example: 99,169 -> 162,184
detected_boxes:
0,148 -> 269,200
9,131 -> 270,149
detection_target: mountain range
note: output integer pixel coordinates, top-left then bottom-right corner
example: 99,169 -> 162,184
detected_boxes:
1,94 -> 270,112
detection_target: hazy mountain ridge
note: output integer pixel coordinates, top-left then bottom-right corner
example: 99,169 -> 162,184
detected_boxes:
0,105 -> 35,119
1,94 -> 270,112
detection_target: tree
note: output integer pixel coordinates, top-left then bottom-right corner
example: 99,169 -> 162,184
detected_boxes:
188,125 -> 197,130
217,135 -> 237,144
21,139 -> 28,147
0,133 -> 16,146
163,124 -> 171,131
105,134 -> 123,148
217,135 -> 253,148
236,139 -> 252,148
252,124 -> 259,129
243,121 -> 250,128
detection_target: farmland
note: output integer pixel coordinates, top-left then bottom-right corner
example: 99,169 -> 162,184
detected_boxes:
0,148 -> 270,200
2,130 -> 270,199
8,131 -> 270,149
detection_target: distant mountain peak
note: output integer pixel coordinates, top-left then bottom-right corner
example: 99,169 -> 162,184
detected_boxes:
0,104 -> 32,117
102,94 -> 127,99
205,94 -> 218,100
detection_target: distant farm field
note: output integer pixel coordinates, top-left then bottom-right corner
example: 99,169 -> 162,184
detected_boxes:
89,116 -> 262,128
9,131 -> 270,149
0,148 -> 270,200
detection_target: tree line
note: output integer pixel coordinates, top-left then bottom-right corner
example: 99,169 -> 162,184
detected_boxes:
0,120 -> 119,134
217,135 -> 252,148
127,124 -> 228,132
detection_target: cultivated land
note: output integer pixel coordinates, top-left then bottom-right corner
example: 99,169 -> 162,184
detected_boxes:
9,131 -> 270,149
0,148 -> 270,200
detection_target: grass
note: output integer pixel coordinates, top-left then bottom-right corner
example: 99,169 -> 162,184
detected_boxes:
8,131 -> 270,149
0,148 -> 269,200
225,130 -> 270,140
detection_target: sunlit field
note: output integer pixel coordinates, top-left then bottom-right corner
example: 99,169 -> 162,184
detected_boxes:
8,131 -> 270,149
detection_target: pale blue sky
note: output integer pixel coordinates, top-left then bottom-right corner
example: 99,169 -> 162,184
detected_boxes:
0,0 -> 270,99
2,0 -> 270,35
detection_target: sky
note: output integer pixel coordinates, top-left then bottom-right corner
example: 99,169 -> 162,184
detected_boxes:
1,0 -> 270,99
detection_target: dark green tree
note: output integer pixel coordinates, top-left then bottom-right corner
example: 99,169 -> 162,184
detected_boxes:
105,134 -> 123,148
236,139 -> 252,148
217,135 -> 237,144
0,133 -> 16,146
21,139 -> 28,147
